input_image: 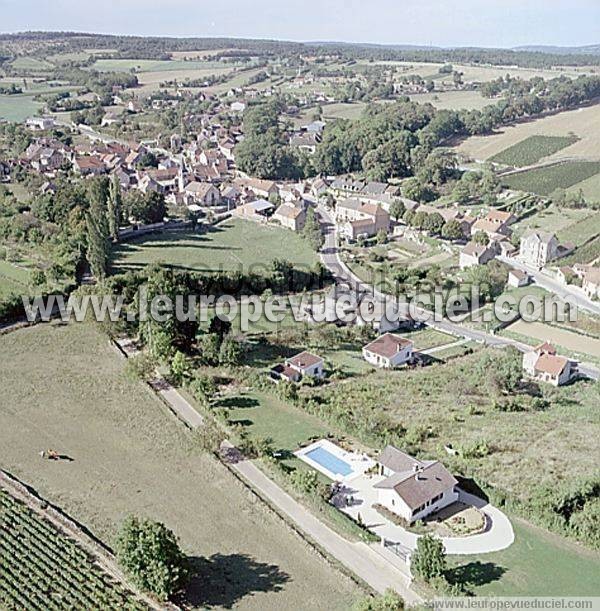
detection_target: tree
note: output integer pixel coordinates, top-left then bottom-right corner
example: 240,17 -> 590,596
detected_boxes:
389,200 -> 405,221
107,174 -> 122,241
125,190 -> 166,224
302,207 -> 324,251
411,534 -> 446,582
115,516 -> 188,601
472,231 -> 489,246
85,177 -> 110,279
198,333 -> 221,365
452,180 -> 471,204
218,334 -> 243,366
441,219 -> 464,240
189,372 -> 217,405
290,469 -> 319,494
376,228 -> 388,244
423,212 -> 445,235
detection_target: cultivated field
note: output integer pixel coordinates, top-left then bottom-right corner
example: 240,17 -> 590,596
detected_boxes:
111,219 -> 319,275
509,206 -> 592,242
457,103 -> 600,162
501,161 -> 600,196
567,171 -> 600,203
490,135 -> 579,167
0,489 -> 145,610
0,323 -> 362,610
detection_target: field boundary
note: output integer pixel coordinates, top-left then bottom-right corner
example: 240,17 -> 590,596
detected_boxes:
0,469 -> 171,611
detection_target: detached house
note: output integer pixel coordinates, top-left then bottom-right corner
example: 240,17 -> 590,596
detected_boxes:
522,342 -> 575,386
271,351 -> 324,382
471,209 -> 515,240
363,333 -> 414,368
273,203 -> 307,231
519,231 -> 559,268
374,446 -> 459,524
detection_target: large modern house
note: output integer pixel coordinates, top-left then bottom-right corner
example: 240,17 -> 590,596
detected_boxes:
374,446 -> 459,523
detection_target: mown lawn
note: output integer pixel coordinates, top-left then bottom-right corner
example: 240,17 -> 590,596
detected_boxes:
501,161 -> 600,196
449,519 -> 600,596
111,219 -> 319,275
0,323 -> 361,610
490,135 -> 578,167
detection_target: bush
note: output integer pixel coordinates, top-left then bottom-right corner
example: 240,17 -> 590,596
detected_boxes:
289,469 -> 319,494
124,353 -> 157,382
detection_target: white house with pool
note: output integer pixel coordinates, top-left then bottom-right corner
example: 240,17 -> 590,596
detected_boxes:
375,446 -> 459,524
295,439 -> 375,482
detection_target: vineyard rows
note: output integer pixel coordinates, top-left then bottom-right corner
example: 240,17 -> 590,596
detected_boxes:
0,490 -> 147,611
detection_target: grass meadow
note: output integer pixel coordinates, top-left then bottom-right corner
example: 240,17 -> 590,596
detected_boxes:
0,323 -> 362,610
111,219 -> 319,275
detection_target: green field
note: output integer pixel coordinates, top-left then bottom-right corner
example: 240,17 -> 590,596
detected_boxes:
449,519 -> 600,597
111,220 -> 319,275
557,212 -> 600,245
408,90 -> 494,111
501,161 -> 600,196
90,58 -> 235,73
491,135 -> 579,167
568,171 -> 600,203
0,323 -> 361,610
0,489 -> 145,610
0,94 -> 43,122
0,261 -> 30,298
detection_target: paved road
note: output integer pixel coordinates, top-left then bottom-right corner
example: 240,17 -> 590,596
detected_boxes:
316,205 -> 600,381
498,255 -> 600,316
224,446 -> 422,605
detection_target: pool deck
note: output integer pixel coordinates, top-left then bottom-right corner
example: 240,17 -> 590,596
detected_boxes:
295,439 -> 376,482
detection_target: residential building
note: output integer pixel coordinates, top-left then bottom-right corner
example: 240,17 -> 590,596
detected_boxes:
362,333 -> 414,368
519,230 -> 559,268
234,177 -> 279,200
286,352 -> 324,378
26,116 -> 55,131
522,342 -> 574,386
471,209 -> 515,239
184,181 -> 221,206
273,203 -> 307,231
580,266 -> 600,299
335,198 -> 390,240
73,156 -> 106,176
459,242 -> 496,269
374,446 -> 459,524
507,269 -> 530,288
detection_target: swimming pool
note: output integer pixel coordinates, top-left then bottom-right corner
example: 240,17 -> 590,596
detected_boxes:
305,446 -> 353,477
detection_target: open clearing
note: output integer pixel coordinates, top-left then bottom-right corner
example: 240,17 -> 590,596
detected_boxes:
408,90 -> 494,111
507,319 -> 600,359
501,161 -> 600,196
457,103 -> 600,162
449,519 -> 600,597
510,206 -> 592,242
0,323 -> 361,610
567,171 -> 600,203
111,219 -> 319,275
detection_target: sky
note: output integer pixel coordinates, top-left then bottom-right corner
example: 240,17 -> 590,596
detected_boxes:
0,0 -> 598,49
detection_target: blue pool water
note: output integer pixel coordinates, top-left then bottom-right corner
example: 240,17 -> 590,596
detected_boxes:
305,447 -> 353,476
